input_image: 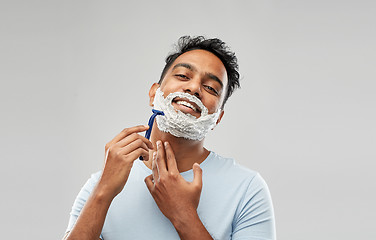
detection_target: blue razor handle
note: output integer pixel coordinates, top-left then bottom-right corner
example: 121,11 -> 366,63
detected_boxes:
139,109 -> 164,160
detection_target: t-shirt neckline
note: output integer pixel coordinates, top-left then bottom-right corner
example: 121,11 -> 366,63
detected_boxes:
137,151 -> 215,176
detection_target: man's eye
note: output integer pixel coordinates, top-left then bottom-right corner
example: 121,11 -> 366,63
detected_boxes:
204,85 -> 218,95
175,74 -> 189,80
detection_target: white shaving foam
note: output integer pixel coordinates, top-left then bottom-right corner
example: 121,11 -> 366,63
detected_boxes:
153,88 -> 220,141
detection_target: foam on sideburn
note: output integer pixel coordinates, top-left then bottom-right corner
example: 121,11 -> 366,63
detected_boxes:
152,88 -> 220,141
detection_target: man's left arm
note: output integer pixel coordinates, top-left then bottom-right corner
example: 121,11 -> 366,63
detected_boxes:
144,141 -> 213,240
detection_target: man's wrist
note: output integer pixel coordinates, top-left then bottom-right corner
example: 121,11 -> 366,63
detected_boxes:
92,183 -> 117,204
171,209 -> 213,240
171,208 -> 200,230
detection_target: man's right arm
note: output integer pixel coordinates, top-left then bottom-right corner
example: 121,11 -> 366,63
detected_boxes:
63,125 -> 154,240
63,184 -> 113,240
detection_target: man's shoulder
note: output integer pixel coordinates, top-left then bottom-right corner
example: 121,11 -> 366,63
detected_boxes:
206,151 -> 259,182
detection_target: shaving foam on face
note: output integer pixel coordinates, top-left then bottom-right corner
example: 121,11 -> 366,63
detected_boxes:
153,88 -> 220,141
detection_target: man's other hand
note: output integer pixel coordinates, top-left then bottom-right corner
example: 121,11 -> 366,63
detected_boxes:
144,141 -> 203,225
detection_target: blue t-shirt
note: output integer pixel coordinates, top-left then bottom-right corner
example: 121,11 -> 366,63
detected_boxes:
66,151 -> 276,240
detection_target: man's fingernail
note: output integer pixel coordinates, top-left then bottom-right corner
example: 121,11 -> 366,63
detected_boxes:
157,140 -> 161,147
153,152 -> 157,159
164,141 -> 168,147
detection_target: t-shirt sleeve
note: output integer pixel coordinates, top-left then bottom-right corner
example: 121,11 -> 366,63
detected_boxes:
65,171 -> 103,239
231,173 -> 276,240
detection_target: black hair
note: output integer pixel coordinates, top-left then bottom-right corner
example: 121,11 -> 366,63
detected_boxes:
159,36 -> 240,108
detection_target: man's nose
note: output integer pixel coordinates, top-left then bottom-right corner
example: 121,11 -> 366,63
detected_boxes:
183,79 -> 201,98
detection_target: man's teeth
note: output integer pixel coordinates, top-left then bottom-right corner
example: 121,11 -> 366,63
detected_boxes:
176,101 -> 197,112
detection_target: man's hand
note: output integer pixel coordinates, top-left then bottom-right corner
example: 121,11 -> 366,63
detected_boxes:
144,141 -> 203,226
99,125 -> 154,199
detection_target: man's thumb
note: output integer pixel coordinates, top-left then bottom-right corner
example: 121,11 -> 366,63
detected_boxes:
192,163 -> 203,187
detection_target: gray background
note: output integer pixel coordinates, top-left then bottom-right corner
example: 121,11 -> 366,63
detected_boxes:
1,0 -> 375,239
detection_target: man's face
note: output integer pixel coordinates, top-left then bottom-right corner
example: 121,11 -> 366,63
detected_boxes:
155,49 -> 228,119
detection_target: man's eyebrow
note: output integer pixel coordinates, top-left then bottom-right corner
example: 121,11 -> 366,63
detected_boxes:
172,63 -> 197,72
206,73 -> 223,88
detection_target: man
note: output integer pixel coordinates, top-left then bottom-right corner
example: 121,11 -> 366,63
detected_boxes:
64,36 -> 276,240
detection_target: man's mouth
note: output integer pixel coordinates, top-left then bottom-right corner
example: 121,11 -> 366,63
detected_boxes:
172,97 -> 202,114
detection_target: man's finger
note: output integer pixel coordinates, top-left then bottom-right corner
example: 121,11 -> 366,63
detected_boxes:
156,141 -> 167,174
107,125 -> 149,148
116,133 -> 154,150
151,152 -> 159,181
164,142 -> 178,173
192,163 -> 203,188
126,148 -> 149,162
144,174 -> 154,193
118,138 -> 151,159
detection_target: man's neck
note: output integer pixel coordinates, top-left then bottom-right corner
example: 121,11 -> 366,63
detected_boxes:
144,123 -> 209,173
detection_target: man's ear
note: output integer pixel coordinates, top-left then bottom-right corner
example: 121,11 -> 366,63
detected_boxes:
212,109 -> 225,129
148,83 -> 160,107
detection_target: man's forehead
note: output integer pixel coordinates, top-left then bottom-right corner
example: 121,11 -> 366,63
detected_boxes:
170,50 -> 228,83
